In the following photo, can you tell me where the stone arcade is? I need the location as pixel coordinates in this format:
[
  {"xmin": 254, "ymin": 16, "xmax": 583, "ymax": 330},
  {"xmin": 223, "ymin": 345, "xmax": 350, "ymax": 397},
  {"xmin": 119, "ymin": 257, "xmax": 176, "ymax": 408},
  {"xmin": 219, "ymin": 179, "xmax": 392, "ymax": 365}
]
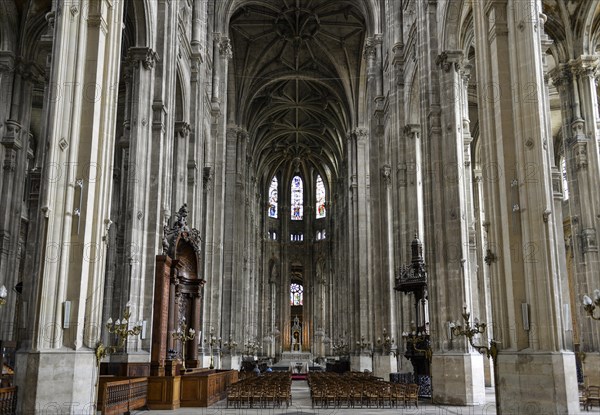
[{"xmin": 0, "ymin": 0, "xmax": 599, "ymax": 413}]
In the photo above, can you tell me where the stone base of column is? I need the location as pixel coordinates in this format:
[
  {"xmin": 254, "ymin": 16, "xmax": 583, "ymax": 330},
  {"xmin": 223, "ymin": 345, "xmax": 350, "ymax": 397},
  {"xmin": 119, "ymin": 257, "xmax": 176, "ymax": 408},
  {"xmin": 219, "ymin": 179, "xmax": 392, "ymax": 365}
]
[
  {"xmin": 582, "ymin": 352, "xmax": 600, "ymax": 386},
  {"xmin": 483, "ymin": 353, "xmax": 493, "ymax": 387},
  {"xmin": 431, "ymin": 352, "xmax": 485, "ymax": 405},
  {"xmin": 15, "ymin": 349, "xmax": 97, "ymax": 414},
  {"xmin": 221, "ymin": 354, "xmax": 242, "ymax": 370},
  {"xmin": 496, "ymin": 351, "xmax": 578, "ymax": 414},
  {"xmin": 350, "ymin": 354, "xmax": 372, "ymax": 372},
  {"xmin": 372, "ymin": 354, "xmax": 397, "ymax": 380}
]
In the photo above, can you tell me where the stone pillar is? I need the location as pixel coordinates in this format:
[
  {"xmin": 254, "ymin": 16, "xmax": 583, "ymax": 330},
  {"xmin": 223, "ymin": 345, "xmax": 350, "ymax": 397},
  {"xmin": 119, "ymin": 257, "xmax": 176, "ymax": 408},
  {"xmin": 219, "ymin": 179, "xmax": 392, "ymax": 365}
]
[
  {"xmin": 425, "ymin": 49, "xmax": 484, "ymax": 406},
  {"xmin": 473, "ymin": 1, "xmax": 578, "ymax": 413},
  {"xmin": 347, "ymin": 128, "xmax": 374, "ymax": 371},
  {"xmin": 15, "ymin": 1, "xmax": 125, "ymax": 413},
  {"xmin": 552, "ymin": 56, "xmax": 600, "ymax": 387}
]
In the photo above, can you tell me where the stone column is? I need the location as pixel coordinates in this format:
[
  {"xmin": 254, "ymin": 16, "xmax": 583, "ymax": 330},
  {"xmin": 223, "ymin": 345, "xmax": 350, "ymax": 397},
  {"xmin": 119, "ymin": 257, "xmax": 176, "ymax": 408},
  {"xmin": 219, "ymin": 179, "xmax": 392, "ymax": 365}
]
[
  {"xmin": 426, "ymin": 49, "xmax": 484, "ymax": 406},
  {"xmin": 15, "ymin": 1, "xmax": 125, "ymax": 413},
  {"xmin": 552, "ymin": 56, "xmax": 600, "ymax": 386},
  {"xmin": 473, "ymin": 1, "xmax": 578, "ymax": 413},
  {"xmin": 202, "ymin": 36, "xmax": 231, "ymax": 364},
  {"xmin": 347, "ymin": 128, "xmax": 373, "ymax": 372}
]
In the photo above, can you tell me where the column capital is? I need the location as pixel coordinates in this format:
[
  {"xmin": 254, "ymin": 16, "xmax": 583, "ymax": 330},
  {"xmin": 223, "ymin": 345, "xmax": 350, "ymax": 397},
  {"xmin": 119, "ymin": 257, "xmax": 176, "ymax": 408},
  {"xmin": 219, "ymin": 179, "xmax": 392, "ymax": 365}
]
[
  {"xmin": 175, "ymin": 121, "xmax": 191, "ymax": 138},
  {"xmin": 219, "ymin": 36, "xmax": 233, "ymax": 59},
  {"xmin": 436, "ymin": 50, "xmax": 464, "ymax": 73},
  {"xmin": 570, "ymin": 56, "xmax": 599, "ymax": 79},
  {"xmin": 363, "ymin": 36, "xmax": 380, "ymax": 61},
  {"xmin": 404, "ymin": 124, "xmax": 421, "ymax": 138},
  {"xmin": 127, "ymin": 47, "xmax": 159, "ymax": 70}
]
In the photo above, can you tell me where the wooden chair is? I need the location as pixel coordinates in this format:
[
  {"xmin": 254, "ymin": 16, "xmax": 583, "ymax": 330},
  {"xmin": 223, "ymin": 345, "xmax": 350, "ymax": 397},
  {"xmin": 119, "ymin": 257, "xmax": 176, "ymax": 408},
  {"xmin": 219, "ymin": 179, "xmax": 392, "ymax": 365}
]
[
  {"xmin": 405, "ymin": 383, "xmax": 419, "ymax": 408},
  {"xmin": 391, "ymin": 383, "xmax": 406, "ymax": 408},
  {"xmin": 586, "ymin": 385, "xmax": 600, "ymax": 411}
]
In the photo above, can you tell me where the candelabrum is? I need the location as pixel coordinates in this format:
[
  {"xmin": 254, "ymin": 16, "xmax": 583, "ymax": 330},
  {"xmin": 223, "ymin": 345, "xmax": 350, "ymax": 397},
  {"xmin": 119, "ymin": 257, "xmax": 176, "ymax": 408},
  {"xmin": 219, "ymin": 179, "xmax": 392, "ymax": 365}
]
[
  {"xmin": 95, "ymin": 303, "xmax": 142, "ymax": 366},
  {"xmin": 222, "ymin": 335, "xmax": 238, "ymax": 354},
  {"xmin": 204, "ymin": 327, "xmax": 221, "ymax": 369},
  {"xmin": 0, "ymin": 285, "xmax": 7, "ymax": 306},
  {"xmin": 355, "ymin": 335, "xmax": 372, "ymax": 353},
  {"xmin": 402, "ymin": 325, "xmax": 431, "ymax": 362},
  {"xmin": 582, "ymin": 289, "xmax": 600, "ymax": 320},
  {"xmin": 172, "ymin": 319, "xmax": 196, "ymax": 370},
  {"xmin": 450, "ymin": 307, "xmax": 498, "ymax": 361},
  {"xmin": 376, "ymin": 328, "xmax": 396, "ymax": 356},
  {"xmin": 243, "ymin": 340, "xmax": 261, "ymax": 357}
]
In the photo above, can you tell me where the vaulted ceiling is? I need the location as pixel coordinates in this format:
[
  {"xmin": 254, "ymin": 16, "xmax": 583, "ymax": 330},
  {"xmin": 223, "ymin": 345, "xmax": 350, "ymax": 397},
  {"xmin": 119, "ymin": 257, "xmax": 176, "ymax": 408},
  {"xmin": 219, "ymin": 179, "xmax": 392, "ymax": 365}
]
[{"xmin": 229, "ymin": 0, "xmax": 367, "ymax": 179}]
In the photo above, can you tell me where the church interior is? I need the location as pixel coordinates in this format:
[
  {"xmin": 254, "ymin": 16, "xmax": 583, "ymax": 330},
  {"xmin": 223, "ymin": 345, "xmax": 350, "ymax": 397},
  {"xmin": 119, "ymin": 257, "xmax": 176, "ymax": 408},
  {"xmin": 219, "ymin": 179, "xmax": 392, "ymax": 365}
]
[{"xmin": 1, "ymin": 0, "xmax": 600, "ymax": 413}]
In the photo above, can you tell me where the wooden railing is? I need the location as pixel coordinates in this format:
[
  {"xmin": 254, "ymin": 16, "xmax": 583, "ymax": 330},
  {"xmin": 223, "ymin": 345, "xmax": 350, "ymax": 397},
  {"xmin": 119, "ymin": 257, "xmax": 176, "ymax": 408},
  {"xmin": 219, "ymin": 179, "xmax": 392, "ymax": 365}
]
[
  {"xmin": 0, "ymin": 387, "xmax": 17, "ymax": 415},
  {"xmin": 100, "ymin": 377, "xmax": 147, "ymax": 415}
]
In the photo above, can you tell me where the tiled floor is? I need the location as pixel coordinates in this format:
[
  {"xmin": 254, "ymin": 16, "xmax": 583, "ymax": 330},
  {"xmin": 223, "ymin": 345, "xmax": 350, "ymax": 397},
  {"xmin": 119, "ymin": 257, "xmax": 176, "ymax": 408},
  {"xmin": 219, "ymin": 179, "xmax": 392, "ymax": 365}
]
[{"xmin": 130, "ymin": 381, "xmax": 502, "ymax": 415}]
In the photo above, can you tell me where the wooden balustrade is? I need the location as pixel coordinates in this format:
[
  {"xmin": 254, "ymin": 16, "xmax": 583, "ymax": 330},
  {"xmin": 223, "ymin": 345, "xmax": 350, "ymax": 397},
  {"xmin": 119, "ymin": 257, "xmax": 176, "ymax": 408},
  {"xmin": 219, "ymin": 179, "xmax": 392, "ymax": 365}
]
[
  {"xmin": 0, "ymin": 387, "xmax": 17, "ymax": 415},
  {"xmin": 99, "ymin": 377, "xmax": 148, "ymax": 415}
]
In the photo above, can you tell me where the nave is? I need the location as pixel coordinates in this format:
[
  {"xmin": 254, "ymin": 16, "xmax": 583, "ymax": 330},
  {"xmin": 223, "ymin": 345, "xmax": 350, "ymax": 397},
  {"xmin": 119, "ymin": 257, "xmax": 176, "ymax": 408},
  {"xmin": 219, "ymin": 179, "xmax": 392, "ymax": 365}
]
[{"xmin": 139, "ymin": 381, "xmax": 499, "ymax": 415}]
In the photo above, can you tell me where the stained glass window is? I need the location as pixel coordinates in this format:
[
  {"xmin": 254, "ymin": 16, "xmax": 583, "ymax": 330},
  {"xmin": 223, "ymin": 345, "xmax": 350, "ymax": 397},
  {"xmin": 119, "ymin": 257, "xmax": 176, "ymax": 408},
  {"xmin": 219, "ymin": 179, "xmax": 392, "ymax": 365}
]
[
  {"xmin": 316, "ymin": 175, "xmax": 326, "ymax": 219},
  {"xmin": 561, "ymin": 157, "xmax": 569, "ymax": 201},
  {"xmin": 290, "ymin": 283, "xmax": 303, "ymax": 306},
  {"xmin": 291, "ymin": 176, "xmax": 303, "ymax": 220},
  {"xmin": 268, "ymin": 176, "xmax": 278, "ymax": 218}
]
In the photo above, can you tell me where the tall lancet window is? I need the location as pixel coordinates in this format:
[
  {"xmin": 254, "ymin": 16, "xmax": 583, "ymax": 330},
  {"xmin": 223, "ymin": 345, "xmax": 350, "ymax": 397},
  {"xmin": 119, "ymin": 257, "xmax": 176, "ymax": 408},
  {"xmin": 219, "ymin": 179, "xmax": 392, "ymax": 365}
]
[
  {"xmin": 291, "ymin": 176, "xmax": 303, "ymax": 220},
  {"xmin": 316, "ymin": 175, "xmax": 326, "ymax": 219},
  {"xmin": 268, "ymin": 176, "xmax": 278, "ymax": 218},
  {"xmin": 290, "ymin": 283, "xmax": 303, "ymax": 306}
]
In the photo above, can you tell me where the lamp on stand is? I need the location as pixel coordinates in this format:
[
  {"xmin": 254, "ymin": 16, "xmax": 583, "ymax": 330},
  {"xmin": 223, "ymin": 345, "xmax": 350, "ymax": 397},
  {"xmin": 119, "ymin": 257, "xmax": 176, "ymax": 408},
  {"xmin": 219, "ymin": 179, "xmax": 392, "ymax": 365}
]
[
  {"xmin": 204, "ymin": 327, "xmax": 220, "ymax": 369},
  {"xmin": 172, "ymin": 318, "xmax": 196, "ymax": 371}
]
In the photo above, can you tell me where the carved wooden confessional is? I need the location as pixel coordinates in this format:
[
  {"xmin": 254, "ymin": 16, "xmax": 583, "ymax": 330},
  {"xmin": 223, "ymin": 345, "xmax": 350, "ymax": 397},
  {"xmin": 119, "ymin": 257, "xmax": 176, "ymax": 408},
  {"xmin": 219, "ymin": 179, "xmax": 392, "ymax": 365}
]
[{"xmin": 151, "ymin": 204, "xmax": 205, "ymax": 376}]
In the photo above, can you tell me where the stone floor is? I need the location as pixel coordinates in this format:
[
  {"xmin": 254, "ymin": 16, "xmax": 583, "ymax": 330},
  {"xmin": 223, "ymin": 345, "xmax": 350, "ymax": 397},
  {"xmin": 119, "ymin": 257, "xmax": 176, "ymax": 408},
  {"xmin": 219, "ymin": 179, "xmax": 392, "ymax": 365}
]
[
  {"xmin": 127, "ymin": 381, "xmax": 600, "ymax": 415},
  {"xmin": 131, "ymin": 381, "xmax": 488, "ymax": 415}
]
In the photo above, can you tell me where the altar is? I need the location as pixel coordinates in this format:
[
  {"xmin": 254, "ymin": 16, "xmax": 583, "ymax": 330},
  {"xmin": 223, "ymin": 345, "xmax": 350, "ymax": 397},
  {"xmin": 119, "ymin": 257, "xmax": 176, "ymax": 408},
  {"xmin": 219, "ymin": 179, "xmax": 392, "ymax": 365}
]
[{"xmin": 273, "ymin": 352, "xmax": 314, "ymax": 373}]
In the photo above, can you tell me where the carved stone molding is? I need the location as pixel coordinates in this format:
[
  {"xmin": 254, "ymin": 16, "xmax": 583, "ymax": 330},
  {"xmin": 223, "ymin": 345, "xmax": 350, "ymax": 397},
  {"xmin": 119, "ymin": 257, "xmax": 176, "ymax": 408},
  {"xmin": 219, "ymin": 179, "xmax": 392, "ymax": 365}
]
[
  {"xmin": 219, "ymin": 37, "xmax": 233, "ymax": 59},
  {"xmin": 381, "ymin": 165, "xmax": 392, "ymax": 187},
  {"xmin": 582, "ymin": 228, "xmax": 598, "ymax": 253},
  {"xmin": 127, "ymin": 47, "xmax": 159, "ymax": 70},
  {"xmin": 571, "ymin": 56, "xmax": 599, "ymax": 79},
  {"xmin": 363, "ymin": 37, "xmax": 378, "ymax": 61},
  {"xmin": 203, "ymin": 166, "xmax": 214, "ymax": 191},
  {"xmin": 436, "ymin": 50, "xmax": 463, "ymax": 73},
  {"xmin": 175, "ymin": 121, "xmax": 191, "ymax": 138},
  {"xmin": 573, "ymin": 142, "xmax": 588, "ymax": 170},
  {"xmin": 1, "ymin": 120, "xmax": 23, "ymax": 150}
]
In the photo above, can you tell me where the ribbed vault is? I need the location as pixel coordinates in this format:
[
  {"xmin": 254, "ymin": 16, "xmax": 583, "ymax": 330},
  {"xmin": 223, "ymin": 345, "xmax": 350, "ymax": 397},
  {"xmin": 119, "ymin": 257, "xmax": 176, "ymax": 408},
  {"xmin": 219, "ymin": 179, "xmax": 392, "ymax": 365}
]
[{"xmin": 229, "ymin": 0, "xmax": 367, "ymax": 178}]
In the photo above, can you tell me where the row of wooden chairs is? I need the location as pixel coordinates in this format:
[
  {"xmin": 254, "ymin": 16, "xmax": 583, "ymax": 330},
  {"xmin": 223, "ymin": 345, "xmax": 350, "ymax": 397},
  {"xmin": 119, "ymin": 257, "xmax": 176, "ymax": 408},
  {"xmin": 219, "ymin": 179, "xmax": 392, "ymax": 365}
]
[
  {"xmin": 227, "ymin": 373, "xmax": 291, "ymax": 408},
  {"xmin": 307, "ymin": 372, "xmax": 419, "ymax": 408}
]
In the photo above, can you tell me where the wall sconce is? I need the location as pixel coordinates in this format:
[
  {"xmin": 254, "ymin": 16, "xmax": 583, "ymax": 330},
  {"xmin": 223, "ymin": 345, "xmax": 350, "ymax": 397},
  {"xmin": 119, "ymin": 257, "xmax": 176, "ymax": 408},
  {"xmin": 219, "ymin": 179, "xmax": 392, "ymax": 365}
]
[
  {"xmin": 376, "ymin": 328, "xmax": 396, "ymax": 356},
  {"xmin": 172, "ymin": 318, "xmax": 196, "ymax": 370},
  {"xmin": 450, "ymin": 306, "xmax": 498, "ymax": 362},
  {"xmin": 95, "ymin": 302, "xmax": 142, "ymax": 366},
  {"xmin": 583, "ymin": 289, "xmax": 600, "ymax": 320},
  {"xmin": 222, "ymin": 335, "xmax": 238, "ymax": 354},
  {"xmin": 355, "ymin": 335, "xmax": 371, "ymax": 352},
  {"xmin": 0, "ymin": 285, "xmax": 7, "ymax": 306}
]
